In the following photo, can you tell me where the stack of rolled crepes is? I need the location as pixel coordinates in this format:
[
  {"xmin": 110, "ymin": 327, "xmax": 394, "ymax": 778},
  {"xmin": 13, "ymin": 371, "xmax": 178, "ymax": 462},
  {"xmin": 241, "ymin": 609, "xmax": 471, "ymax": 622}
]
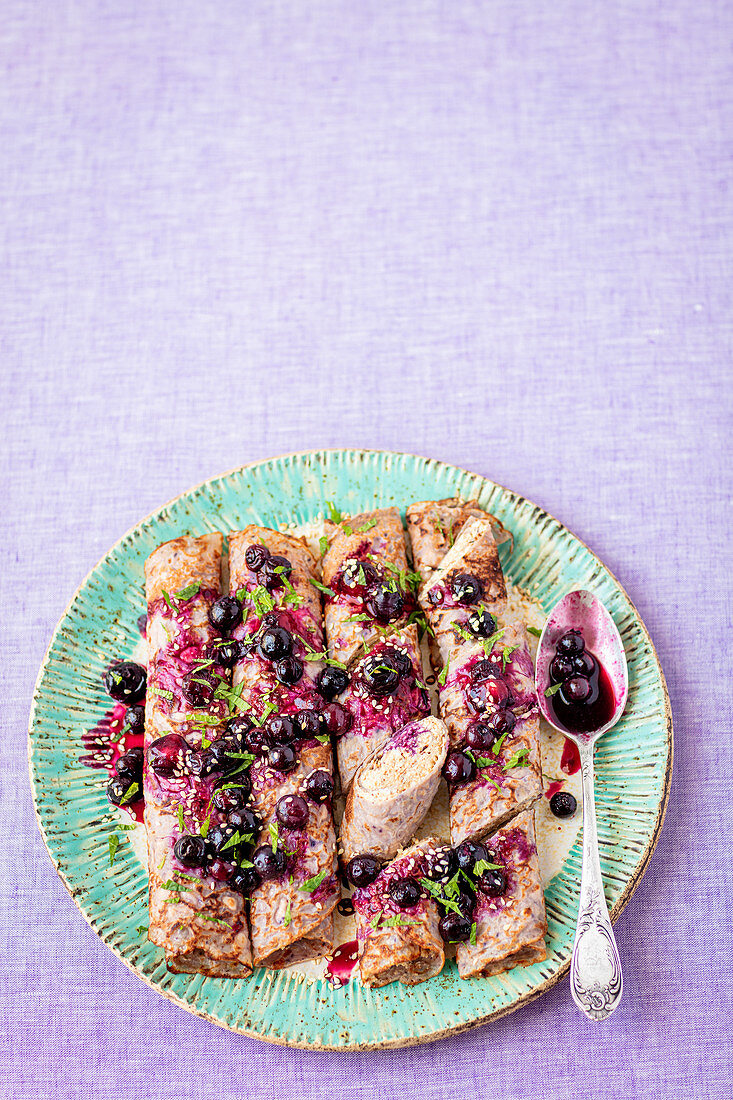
[{"xmin": 144, "ymin": 534, "xmax": 252, "ymax": 975}]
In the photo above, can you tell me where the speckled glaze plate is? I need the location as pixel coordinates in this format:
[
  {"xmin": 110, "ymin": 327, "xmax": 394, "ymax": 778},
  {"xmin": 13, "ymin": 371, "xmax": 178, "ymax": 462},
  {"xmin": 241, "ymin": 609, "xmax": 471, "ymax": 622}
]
[{"xmin": 29, "ymin": 450, "xmax": 672, "ymax": 1049}]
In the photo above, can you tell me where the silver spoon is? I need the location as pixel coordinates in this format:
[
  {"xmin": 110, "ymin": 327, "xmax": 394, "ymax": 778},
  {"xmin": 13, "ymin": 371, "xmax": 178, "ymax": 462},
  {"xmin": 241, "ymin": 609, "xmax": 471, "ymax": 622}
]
[{"xmin": 536, "ymin": 589, "xmax": 628, "ymax": 1020}]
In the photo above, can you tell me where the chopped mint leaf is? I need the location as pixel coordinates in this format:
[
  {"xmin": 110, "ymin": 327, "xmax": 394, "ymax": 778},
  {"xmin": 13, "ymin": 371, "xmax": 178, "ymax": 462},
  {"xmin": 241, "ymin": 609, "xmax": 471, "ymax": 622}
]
[
  {"xmin": 108, "ymin": 833, "xmax": 120, "ymax": 867},
  {"xmin": 379, "ymin": 916, "xmax": 418, "ymax": 928},
  {"xmin": 491, "ymin": 730, "xmax": 510, "ymax": 757},
  {"xmin": 341, "ymin": 524, "xmax": 353, "ymax": 536},
  {"xmin": 470, "ymin": 921, "xmax": 477, "ymax": 945},
  {"xmin": 199, "ymin": 813, "xmax": 211, "ymax": 839},
  {"xmin": 309, "ymin": 578, "xmax": 336, "ymax": 597},
  {"xmin": 326, "ymin": 501, "xmax": 342, "ymax": 524},
  {"xmin": 250, "ymin": 585, "xmax": 276, "ymax": 618},
  {"xmin": 474, "ymin": 756, "xmax": 494, "ymax": 768},
  {"xmin": 116, "ymin": 822, "xmax": 137, "ymax": 831},
  {"xmin": 369, "ymin": 911, "xmax": 383, "ymax": 930},
  {"xmin": 299, "ymin": 868, "xmax": 327, "ymax": 893},
  {"xmin": 545, "ymin": 682, "xmax": 563, "ymax": 697},
  {"xmin": 120, "ymin": 781, "xmax": 139, "ymax": 805},
  {"xmin": 177, "ymin": 804, "xmax": 185, "ymax": 832},
  {"xmin": 437, "ymin": 664, "xmax": 449, "ymax": 687},
  {"xmin": 319, "ymin": 535, "xmax": 329, "ymax": 558},
  {"xmin": 175, "ymin": 582, "xmax": 200, "ymax": 601},
  {"xmin": 136, "ymin": 925, "xmax": 148, "ymax": 936},
  {"xmin": 357, "ymin": 519, "xmax": 377, "ymax": 533},
  {"xmin": 269, "ymin": 821, "xmax": 279, "ymax": 854},
  {"xmin": 346, "ymin": 613, "xmax": 373, "ymax": 623},
  {"xmin": 283, "ymin": 898, "xmax": 292, "ymax": 927},
  {"xmin": 527, "ymin": 625, "xmax": 542, "ymax": 638},
  {"xmin": 220, "ymin": 829, "xmax": 245, "ymax": 852},
  {"xmin": 503, "ymin": 748, "xmax": 530, "ymax": 771},
  {"xmin": 161, "ymin": 589, "xmax": 174, "ymax": 609},
  {"xmin": 474, "ymin": 859, "xmax": 504, "ymax": 875},
  {"xmin": 314, "ymin": 734, "xmax": 330, "ymax": 744}
]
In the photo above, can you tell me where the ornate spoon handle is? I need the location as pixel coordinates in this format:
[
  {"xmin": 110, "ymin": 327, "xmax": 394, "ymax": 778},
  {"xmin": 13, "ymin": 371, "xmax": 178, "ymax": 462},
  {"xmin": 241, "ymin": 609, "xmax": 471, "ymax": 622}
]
[{"xmin": 570, "ymin": 739, "xmax": 623, "ymax": 1020}]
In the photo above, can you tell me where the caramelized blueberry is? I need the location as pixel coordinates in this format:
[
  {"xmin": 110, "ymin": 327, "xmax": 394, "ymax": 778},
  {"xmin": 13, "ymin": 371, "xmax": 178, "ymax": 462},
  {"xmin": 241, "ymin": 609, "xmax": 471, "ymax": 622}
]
[
  {"xmin": 382, "ymin": 645, "xmax": 413, "ymax": 677},
  {"xmin": 450, "ymin": 572, "xmax": 483, "ymax": 605},
  {"xmin": 104, "ymin": 662, "xmax": 147, "ymax": 704},
  {"xmin": 252, "ymin": 844, "xmax": 287, "ymax": 880},
  {"xmin": 550, "ymin": 654, "xmax": 575, "ymax": 683},
  {"xmin": 294, "ymin": 709, "xmax": 323, "ymax": 740},
  {"xmin": 316, "ymin": 665, "xmax": 350, "ymax": 700},
  {"xmin": 484, "ymin": 709, "xmax": 516, "ymax": 735},
  {"xmin": 275, "ymin": 794, "xmax": 309, "ymax": 830},
  {"xmin": 361, "ymin": 653, "xmax": 400, "ymax": 697},
  {"xmin": 212, "ymin": 785, "xmax": 250, "ymax": 813},
  {"xmin": 106, "ymin": 776, "xmax": 134, "ymax": 805},
  {"xmin": 345, "ymin": 855, "xmax": 381, "ymax": 887},
  {"xmin": 337, "ymin": 559, "xmax": 380, "ymax": 595},
  {"xmin": 423, "ymin": 846, "xmax": 458, "ymax": 881},
  {"xmin": 266, "ymin": 714, "xmax": 297, "ymax": 745},
  {"xmin": 388, "ymin": 877, "xmax": 420, "ymax": 908},
  {"xmin": 466, "ymin": 609, "xmax": 496, "ymax": 638},
  {"xmin": 207, "ymin": 638, "xmax": 242, "ymax": 669},
  {"xmin": 455, "ymin": 839, "xmax": 489, "ymax": 875},
  {"xmin": 258, "ymin": 625, "xmax": 293, "ymax": 661},
  {"xmin": 229, "ymin": 865, "xmax": 261, "ymax": 894},
  {"xmin": 322, "ymin": 702, "xmax": 351, "ymax": 737},
  {"xmin": 114, "ymin": 747, "xmax": 144, "ymax": 782},
  {"xmin": 174, "ymin": 834, "xmax": 207, "ymax": 868},
  {"xmin": 227, "ymin": 808, "xmax": 261, "ymax": 839},
  {"xmin": 442, "ymin": 751, "xmax": 476, "ymax": 785},
  {"xmin": 261, "ymin": 554, "xmax": 292, "ymax": 590},
  {"xmin": 181, "ymin": 670, "xmax": 215, "ymax": 708},
  {"xmin": 275, "ymin": 655, "xmax": 303, "ymax": 686},
  {"xmin": 121, "ymin": 705, "xmax": 145, "ymax": 737},
  {"xmin": 303, "ymin": 769, "xmax": 333, "ymax": 803},
  {"xmin": 267, "ymin": 744, "xmax": 297, "ymax": 773},
  {"xmin": 365, "ymin": 585, "xmax": 404, "ymax": 624},
  {"xmin": 465, "ymin": 722, "xmax": 496, "ymax": 752},
  {"xmin": 148, "ymin": 733, "xmax": 188, "ymax": 777},
  {"xmin": 478, "ymin": 867, "xmax": 507, "ymax": 897},
  {"xmin": 572, "ymin": 652, "xmax": 596, "ymax": 676},
  {"xmin": 245, "ymin": 544, "xmax": 270, "ymax": 571},
  {"xmin": 439, "ymin": 912, "xmax": 472, "ymax": 943},
  {"xmin": 561, "ymin": 676, "xmax": 591, "ymax": 703},
  {"xmin": 208, "ymin": 596, "xmax": 243, "ymax": 634}
]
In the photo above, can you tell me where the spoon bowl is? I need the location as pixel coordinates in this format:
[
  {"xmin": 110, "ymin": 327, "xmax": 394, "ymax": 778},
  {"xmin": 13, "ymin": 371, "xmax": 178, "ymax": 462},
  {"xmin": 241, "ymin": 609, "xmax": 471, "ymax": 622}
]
[{"xmin": 536, "ymin": 589, "xmax": 628, "ymax": 1021}]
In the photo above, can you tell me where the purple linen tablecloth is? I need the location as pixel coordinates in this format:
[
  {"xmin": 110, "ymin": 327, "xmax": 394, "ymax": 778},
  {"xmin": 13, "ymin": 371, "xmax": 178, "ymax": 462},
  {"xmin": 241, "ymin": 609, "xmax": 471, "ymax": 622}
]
[{"xmin": 1, "ymin": 1, "xmax": 731, "ymax": 1097}]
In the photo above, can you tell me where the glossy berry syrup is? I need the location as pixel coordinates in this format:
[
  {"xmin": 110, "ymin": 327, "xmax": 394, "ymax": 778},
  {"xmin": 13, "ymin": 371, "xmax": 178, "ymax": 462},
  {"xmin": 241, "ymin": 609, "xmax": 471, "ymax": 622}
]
[
  {"xmin": 80, "ymin": 703, "xmax": 145, "ymax": 822},
  {"xmin": 325, "ymin": 940, "xmax": 359, "ymax": 988},
  {"xmin": 549, "ymin": 640, "xmax": 616, "ymax": 735}
]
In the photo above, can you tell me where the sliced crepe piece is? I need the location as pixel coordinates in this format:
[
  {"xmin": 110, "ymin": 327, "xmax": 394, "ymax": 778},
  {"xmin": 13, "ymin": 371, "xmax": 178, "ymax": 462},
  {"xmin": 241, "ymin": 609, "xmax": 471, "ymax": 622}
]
[
  {"xmin": 339, "ymin": 716, "xmax": 449, "ymax": 863},
  {"xmin": 456, "ymin": 810, "xmax": 546, "ymax": 978},
  {"xmin": 322, "ymin": 507, "xmax": 415, "ymax": 666},
  {"xmin": 335, "ymin": 625, "xmax": 431, "ymax": 791},
  {"xmin": 408, "ymin": 515, "xmax": 542, "ymax": 843},
  {"xmin": 144, "ymin": 534, "xmax": 252, "ymax": 977},
  {"xmin": 353, "ymin": 838, "xmax": 445, "ymax": 988},
  {"xmin": 229, "ymin": 526, "xmax": 340, "ymax": 968},
  {"xmin": 405, "ymin": 499, "xmax": 488, "ymax": 584}
]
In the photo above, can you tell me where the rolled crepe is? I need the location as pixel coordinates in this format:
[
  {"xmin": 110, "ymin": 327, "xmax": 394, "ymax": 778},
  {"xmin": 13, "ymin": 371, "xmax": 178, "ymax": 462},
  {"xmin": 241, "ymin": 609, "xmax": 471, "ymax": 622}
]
[
  {"xmin": 229, "ymin": 527, "xmax": 340, "ymax": 968},
  {"xmin": 339, "ymin": 716, "xmax": 449, "ymax": 863},
  {"xmin": 353, "ymin": 838, "xmax": 445, "ymax": 988},
  {"xmin": 335, "ymin": 625, "xmax": 431, "ymax": 791},
  {"xmin": 457, "ymin": 810, "xmax": 547, "ymax": 978},
  {"xmin": 322, "ymin": 507, "xmax": 413, "ymax": 666},
  {"xmin": 144, "ymin": 534, "xmax": 252, "ymax": 977},
  {"xmin": 405, "ymin": 498, "xmax": 488, "ymax": 585},
  {"xmin": 408, "ymin": 512, "xmax": 542, "ymax": 843}
]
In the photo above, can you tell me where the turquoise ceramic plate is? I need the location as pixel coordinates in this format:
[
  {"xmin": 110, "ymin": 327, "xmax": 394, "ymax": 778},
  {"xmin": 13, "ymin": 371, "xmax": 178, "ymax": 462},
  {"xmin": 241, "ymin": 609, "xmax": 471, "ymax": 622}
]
[{"xmin": 29, "ymin": 450, "xmax": 672, "ymax": 1049}]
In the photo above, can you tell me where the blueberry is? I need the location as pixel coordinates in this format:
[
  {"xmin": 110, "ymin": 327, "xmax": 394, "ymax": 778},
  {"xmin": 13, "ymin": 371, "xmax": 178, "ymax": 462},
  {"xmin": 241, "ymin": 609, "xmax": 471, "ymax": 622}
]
[
  {"xmin": 294, "ymin": 709, "xmax": 324, "ymax": 740},
  {"xmin": 382, "ymin": 646, "xmax": 413, "ymax": 677},
  {"xmin": 465, "ymin": 722, "xmax": 495, "ymax": 752},
  {"xmin": 245, "ymin": 544, "xmax": 270, "ymax": 571},
  {"xmin": 275, "ymin": 656, "xmax": 303, "ymax": 686},
  {"xmin": 212, "ymin": 785, "xmax": 250, "ymax": 813},
  {"xmin": 360, "ymin": 653, "xmax": 400, "ymax": 697},
  {"xmin": 322, "ymin": 702, "xmax": 352, "ymax": 737},
  {"xmin": 226, "ymin": 715, "xmax": 254, "ymax": 740},
  {"xmin": 438, "ymin": 912, "xmax": 472, "ymax": 943},
  {"xmin": 427, "ymin": 586, "xmax": 444, "ymax": 606},
  {"xmin": 550, "ymin": 655, "xmax": 575, "ymax": 683},
  {"xmin": 208, "ymin": 596, "xmax": 243, "ymax": 635},
  {"xmin": 561, "ymin": 676, "xmax": 591, "ymax": 703},
  {"xmin": 365, "ymin": 585, "xmax": 404, "ymax": 624},
  {"xmin": 106, "ymin": 776, "xmax": 134, "ymax": 805},
  {"xmin": 470, "ymin": 659, "xmax": 494, "ymax": 681},
  {"xmin": 455, "ymin": 840, "xmax": 489, "ymax": 875},
  {"xmin": 450, "ymin": 573, "xmax": 484, "ymax": 605},
  {"xmin": 550, "ymin": 791, "xmax": 577, "ymax": 818},
  {"xmin": 207, "ymin": 637, "xmax": 242, "ymax": 669},
  {"xmin": 114, "ymin": 748, "xmax": 144, "ymax": 782},
  {"xmin": 227, "ymin": 808, "xmax": 261, "ymax": 840},
  {"xmin": 345, "ymin": 855, "xmax": 381, "ymax": 887},
  {"xmin": 484, "ymin": 709, "xmax": 517, "ymax": 735},
  {"xmin": 275, "ymin": 794, "xmax": 309, "ymax": 830},
  {"xmin": 228, "ymin": 865, "xmax": 261, "ymax": 894},
  {"xmin": 206, "ymin": 823, "xmax": 239, "ymax": 856},
  {"xmin": 478, "ymin": 868, "xmax": 507, "ymax": 897},
  {"xmin": 258, "ymin": 625, "xmax": 293, "ymax": 661},
  {"xmin": 466, "ymin": 609, "xmax": 496, "ymax": 638},
  {"xmin": 303, "ymin": 769, "xmax": 334, "ymax": 803},
  {"xmin": 104, "ymin": 662, "xmax": 147, "ymax": 704},
  {"xmin": 557, "ymin": 630, "xmax": 585, "ymax": 656},
  {"xmin": 337, "ymin": 559, "xmax": 380, "ymax": 595},
  {"xmin": 316, "ymin": 666, "xmax": 350, "ymax": 701},
  {"xmin": 261, "ymin": 555, "xmax": 292, "ymax": 591},
  {"xmin": 174, "ymin": 835, "xmax": 207, "ymax": 869},
  {"xmin": 266, "ymin": 714, "xmax": 297, "ymax": 745},
  {"xmin": 205, "ymin": 740, "xmax": 240, "ymax": 774},
  {"xmin": 181, "ymin": 670, "xmax": 215, "ymax": 708},
  {"xmin": 572, "ymin": 652, "xmax": 595, "ymax": 676},
  {"xmin": 455, "ymin": 890, "xmax": 477, "ymax": 917},
  {"xmin": 121, "ymin": 705, "xmax": 145, "ymax": 737},
  {"xmin": 423, "ymin": 846, "xmax": 457, "ymax": 881},
  {"xmin": 267, "ymin": 744, "xmax": 298, "ymax": 773},
  {"xmin": 252, "ymin": 844, "xmax": 287, "ymax": 880},
  {"xmin": 442, "ymin": 751, "xmax": 476, "ymax": 785},
  {"xmin": 188, "ymin": 749, "xmax": 217, "ymax": 778},
  {"xmin": 147, "ymin": 734, "xmax": 188, "ymax": 777},
  {"xmin": 388, "ymin": 876, "xmax": 421, "ymax": 908}
]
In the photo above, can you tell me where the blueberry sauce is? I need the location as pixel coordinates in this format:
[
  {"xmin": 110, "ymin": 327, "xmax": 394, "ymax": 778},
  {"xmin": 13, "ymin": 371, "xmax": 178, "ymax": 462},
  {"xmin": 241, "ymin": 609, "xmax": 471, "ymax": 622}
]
[
  {"xmin": 547, "ymin": 631, "xmax": 616, "ymax": 734},
  {"xmin": 80, "ymin": 703, "xmax": 145, "ymax": 821},
  {"xmin": 325, "ymin": 940, "xmax": 359, "ymax": 987}
]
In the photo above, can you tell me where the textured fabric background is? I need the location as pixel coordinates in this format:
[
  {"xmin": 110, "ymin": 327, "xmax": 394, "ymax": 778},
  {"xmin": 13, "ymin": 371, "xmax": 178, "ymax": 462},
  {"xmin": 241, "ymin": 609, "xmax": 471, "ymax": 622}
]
[{"xmin": 1, "ymin": 1, "xmax": 731, "ymax": 1097}]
